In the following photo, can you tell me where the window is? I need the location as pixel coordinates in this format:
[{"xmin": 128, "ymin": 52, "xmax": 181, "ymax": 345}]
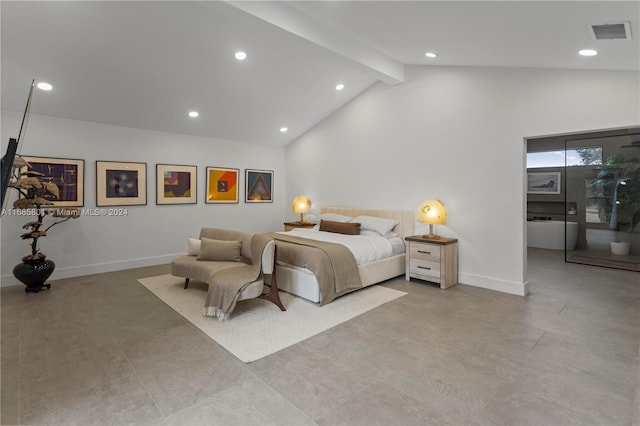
[{"xmin": 527, "ymin": 147, "xmax": 602, "ymax": 168}]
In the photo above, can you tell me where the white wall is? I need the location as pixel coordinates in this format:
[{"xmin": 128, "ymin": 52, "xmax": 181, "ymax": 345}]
[
  {"xmin": 1, "ymin": 112, "xmax": 286, "ymax": 286},
  {"xmin": 286, "ymin": 65, "xmax": 640, "ymax": 295}
]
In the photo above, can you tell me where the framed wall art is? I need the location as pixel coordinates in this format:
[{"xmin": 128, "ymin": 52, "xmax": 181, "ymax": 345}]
[
  {"xmin": 156, "ymin": 164, "xmax": 197, "ymax": 205},
  {"xmin": 527, "ymin": 172, "xmax": 561, "ymax": 194},
  {"xmin": 21, "ymin": 156, "xmax": 85, "ymax": 207},
  {"xmin": 245, "ymin": 169, "xmax": 273, "ymax": 203},
  {"xmin": 96, "ymin": 161, "xmax": 147, "ymax": 206},
  {"xmin": 205, "ymin": 167, "xmax": 239, "ymax": 203}
]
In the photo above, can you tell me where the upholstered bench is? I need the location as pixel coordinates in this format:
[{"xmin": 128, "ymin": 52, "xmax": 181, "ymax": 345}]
[{"xmin": 170, "ymin": 227, "xmax": 284, "ymax": 312}]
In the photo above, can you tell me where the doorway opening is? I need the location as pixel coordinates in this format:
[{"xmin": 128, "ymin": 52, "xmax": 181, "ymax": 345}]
[{"xmin": 526, "ymin": 126, "xmax": 640, "ymax": 272}]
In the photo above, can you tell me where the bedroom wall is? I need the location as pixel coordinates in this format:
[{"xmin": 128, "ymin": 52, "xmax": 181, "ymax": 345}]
[
  {"xmin": 1, "ymin": 111, "xmax": 286, "ymax": 286},
  {"xmin": 285, "ymin": 65, "xmax": 640, "ymax": 295}
]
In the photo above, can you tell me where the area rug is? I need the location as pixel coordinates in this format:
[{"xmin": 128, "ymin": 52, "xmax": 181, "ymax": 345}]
[{"xmin": 137, "ymin": 274, "xmax": 406, "ymax": 363}]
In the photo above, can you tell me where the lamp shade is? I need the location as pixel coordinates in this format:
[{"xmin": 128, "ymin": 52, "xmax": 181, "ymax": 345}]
[
  {"xmin": 292, "ymin": 195, "xmax": 311, "ymax": 214},
  {"xmin": 417, "ymin": 199, "xmax": 447, "ymax": 225}
]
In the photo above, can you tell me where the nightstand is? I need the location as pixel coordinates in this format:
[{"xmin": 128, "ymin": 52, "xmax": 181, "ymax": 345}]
[
  {"xmin": 283, "ymin": 221, "xmax": 316, "ymax": 232},
  {"xmin": 405, "ymin": 235, "xmax": 458, "ymax": 289}
]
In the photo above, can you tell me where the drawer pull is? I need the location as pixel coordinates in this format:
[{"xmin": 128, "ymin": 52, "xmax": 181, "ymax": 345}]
[
  {"xmin": 417, "ymin": 250, "xmax": 431, "ymax": 255},
  {"xmin": 417, "ymin": 266, "xmax": 432, "ymax": 270}
]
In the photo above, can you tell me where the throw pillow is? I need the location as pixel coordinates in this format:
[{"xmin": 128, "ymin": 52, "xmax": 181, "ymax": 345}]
[
  {"xmin": 319, "ymin": 219, "xmax": 361, "ymax": 235},
  {"xmin": 197, "ymin": 238, "xmax": 242, "ymax": 262},
  {"xmin": 187, "ymin": 237, "xmax": 201, "ymax": 256}
]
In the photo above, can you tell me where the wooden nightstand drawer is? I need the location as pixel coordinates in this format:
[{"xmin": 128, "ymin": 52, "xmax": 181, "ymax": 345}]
[
  {"xmin": 405, "ymin": 235, "xmax": 458, "ymax": 289},
  {"xmin": 409, "ymin": 244, "xmax": 441, "ymax": 262},
  {"xmin": 409, "ymin": 258, "xmax": 440, "ymax": 279}
]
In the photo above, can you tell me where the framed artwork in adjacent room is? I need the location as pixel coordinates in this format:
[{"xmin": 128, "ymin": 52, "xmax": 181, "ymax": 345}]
[
  {"xmin": 206, "ymin": 166, "xmax": 239, "ymax": 203},
  {"xmin": 527, "ymin": 172, "xmax": 561, "ymax": 194},
  {"xmin": 96, "ymin": 161, "xmax": 147, "ymax": 206},
  {"xmin": 156, "ymin": 164, "xmax": 197, "ymax": 205},
  {"xmin": 245, "ymin": 169, "xmax": 273, "ymax": 203},
  {"xmin": 21, "ymin": 156, "xmax": 85, "ymax": 207}
]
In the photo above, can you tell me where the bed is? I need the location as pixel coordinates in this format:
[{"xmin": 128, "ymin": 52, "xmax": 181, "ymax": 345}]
[{"xmin": 273, "ymin": 207, "xmax": 414, "ymax": 304}]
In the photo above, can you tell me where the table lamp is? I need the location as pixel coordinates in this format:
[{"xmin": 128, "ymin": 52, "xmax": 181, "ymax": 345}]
[
  {"xmin": 292, "ymin": 195, "xmax": 312, "ymax": 224},
  {"xmin": 417, "ymin": 199, "xmax": 448, "ymax": 239}
]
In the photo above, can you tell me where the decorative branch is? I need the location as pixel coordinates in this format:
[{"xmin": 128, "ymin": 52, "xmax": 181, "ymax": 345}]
[
  {"xmin": 9, "ymin": 155, "xmax": 79, "ymax": 262},
  {"xmin": 44, "ymin": 217, "xmax": 72, "ymax": 233}
]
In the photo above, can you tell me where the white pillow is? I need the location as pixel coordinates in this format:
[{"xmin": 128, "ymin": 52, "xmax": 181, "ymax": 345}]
[
  {"xmin": 320, "ymin": 213, "xmax": 353, "ymax": 223},
  {"xmin": 360, "ymin": 229, "xmax": 398, "ymax": 239},
  {"xmin": 303, "ymin": 213, "xmax": 318, "ymax": 222},
  {"xmin": 187, "ymin": 237, "xmax": 201, "ymax": 256},
  {"xmin": 353, "ymin": 215, "xmax": 397, "ymax": 236}
]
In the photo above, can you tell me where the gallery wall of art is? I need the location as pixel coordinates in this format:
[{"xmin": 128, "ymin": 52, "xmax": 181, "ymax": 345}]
[{"xmin": 1, "ymin": 111, "xmax": 286, "ymax": 286}]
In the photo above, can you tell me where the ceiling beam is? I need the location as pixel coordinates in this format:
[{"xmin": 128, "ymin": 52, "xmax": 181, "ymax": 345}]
[{"xmin": 225, "ymin": 1, "xmax": 405, "ymax": 85}]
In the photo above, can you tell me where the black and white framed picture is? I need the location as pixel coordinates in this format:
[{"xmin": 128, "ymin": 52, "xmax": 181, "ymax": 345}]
[{"xmin": 527, "ymin": 172, "xmax": 561, "ymax": 194}]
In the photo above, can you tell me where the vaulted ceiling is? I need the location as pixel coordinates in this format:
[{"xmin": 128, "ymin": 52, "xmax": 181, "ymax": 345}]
[{"xmin": 2, "ymin": 1, "xmax": 638, "ymax": 146}]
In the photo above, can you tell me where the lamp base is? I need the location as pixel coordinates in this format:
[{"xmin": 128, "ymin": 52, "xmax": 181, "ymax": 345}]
[
  {"xmin": 422, "ymin": 233, "xmax": 442, "ymax": 240},
  {"xmin": 297, "ymin": 213, "xmax": 313, "ymax": 225},
  {"xmin": 422, "ymin": 224, "xmax": 441, "ymax": 240}
]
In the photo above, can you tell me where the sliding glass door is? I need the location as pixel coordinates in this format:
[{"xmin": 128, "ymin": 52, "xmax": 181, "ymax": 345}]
[{"xmin": 564, "ymin": 131, "xmax": 640, "ymax": 271}]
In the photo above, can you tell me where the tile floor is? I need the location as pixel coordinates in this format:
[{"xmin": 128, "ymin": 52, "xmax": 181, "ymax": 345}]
[
  {"xmin": 568, "ymin": 247, "xmax": 640, "ymax": 272},
  {"xmin": 1, "ymin": 248, "xmax": 639, "ymax": 425}
]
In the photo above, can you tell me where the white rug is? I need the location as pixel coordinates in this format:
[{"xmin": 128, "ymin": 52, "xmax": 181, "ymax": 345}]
[{"xmin": 137, "ymin": 274, "xmax": 406, "ymax": 363}]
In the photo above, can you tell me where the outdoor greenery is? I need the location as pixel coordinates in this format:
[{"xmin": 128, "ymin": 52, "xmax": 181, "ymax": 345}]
[
  {"xmin": 589, "ymin": 155, "xmax": 640, "ymax": 240},
  {"xmin": 575, "ymin": 147, "xmax": 603, "ymax": 166}
]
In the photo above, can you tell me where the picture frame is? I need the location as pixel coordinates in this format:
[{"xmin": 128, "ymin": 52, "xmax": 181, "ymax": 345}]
[
  {"xmin": 96, "ymin": 161, "xmax": 147, "ymax": 206},
  {"xmin": 245, "ymin": 169, "xmax": 273, "ymax": 203},
  {"xmin": 205, "ymin": 167, "xmax": 239, "ymax": 203},
  {"xmin": 156, "ymin": 164, "xmax": 197, "ymax": 205},
  {"xmin": 21, "ymin": 156, "xmax": 85, "ymax": 207},
  {"xmin": 527, "ymin": 172, "xmax": 561, "ymax": 194}
]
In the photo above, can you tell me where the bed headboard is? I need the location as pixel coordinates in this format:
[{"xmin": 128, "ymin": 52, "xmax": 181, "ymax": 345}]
[{"xmin": 320, "ymin": 207, "xmax": 415, "ymax": 240}]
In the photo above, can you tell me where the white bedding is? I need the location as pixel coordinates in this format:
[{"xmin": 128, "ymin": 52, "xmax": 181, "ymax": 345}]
[
  {"xmin": 278, "ymin": 229, "xmax": 402, "ymax": 264},
  {"xmin": 276, "ymin": 207, "xmax": 414, "ymax": 304}
]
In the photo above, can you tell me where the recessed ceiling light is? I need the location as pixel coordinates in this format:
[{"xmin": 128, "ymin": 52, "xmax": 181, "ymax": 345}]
[
  {"xmin": 425, "ymin": 52, "xmax": 438, "ymax": 58},
  {"xmin": 37, "ymin": 82, "xmax": 53, "ymax": 91},
  {"xmin": 335, "ymin": 83, "xmax": 345, "ymax": 91},
  {"xmin": 579, "ymin": 49, "xmax": 598, "ymax": 56},
  {"xmin": 235, "ymin": 51, "xmax": 247, "ymax": 60},
  {"xmin": 280, "ymin": 127, "xmax": 288, "ymax": 133},
  {"xmin": 188, "ymin": 111, "xmax": 199, "ymax": 118}
]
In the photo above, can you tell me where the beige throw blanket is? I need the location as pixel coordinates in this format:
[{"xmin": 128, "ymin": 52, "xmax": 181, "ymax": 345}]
[
  {"xmin": 203, "ymin": 233, "xmax": 271, "ymax": 321},
  {"xmin": 265, "ymin": 232, "xmax": 362, "ymax": 305}
]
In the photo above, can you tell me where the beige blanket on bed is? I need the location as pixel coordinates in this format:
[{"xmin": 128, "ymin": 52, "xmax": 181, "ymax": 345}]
[
  {"xmin": 265, "ymin": 232, "xmax": 362, "ymax": 305},
  {"xmin": 203, "ymin": 233, "xmax": 271, "ymax": 321}
]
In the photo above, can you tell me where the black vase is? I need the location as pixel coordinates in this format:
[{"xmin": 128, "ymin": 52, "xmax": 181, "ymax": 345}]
[{"xmin": 13, "ymin": 259, "xmax": 55, "ymax": 293}]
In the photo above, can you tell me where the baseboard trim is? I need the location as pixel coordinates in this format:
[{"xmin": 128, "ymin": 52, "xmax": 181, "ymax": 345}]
[
  {"xmin": 1, "ymin": 254, "xmax": 180, "ymax": 287},
  {"xmin": 458, "ymin": 272, "xmax": 529, "ymax": 296},
  {"xmin": 2, "ymin": 257, "xmax": 530, "ymax": 297}
]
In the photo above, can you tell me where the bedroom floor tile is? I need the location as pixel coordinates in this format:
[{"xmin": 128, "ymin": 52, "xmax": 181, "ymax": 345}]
[
  {"xmin": 165, "ymin": 375, "xmax": 316, "ymax": 426},
  {"xmin": 125, "ymin": 328, "xmax": 252, "ymax": 417},
  {"xmin": 247, "ymin": 342, "xmax": 376, "ymax": 422},
  {"xmin": 471, "ymin": 383, "xmax": 602, "ymax": 426},
  {"xmin": 316, "ymin": 380, "xmax": 449, "ymax": 426},
  {"xmin": 2, "ymin": 253, "xmax": 638, "ymax": 425},
  {"xmin": 0, "ymin": 355, "xmax": 20, "ymax": 426},
  {"xmin": 20, "ymin": 374, "xmax": 165, "ymax": 426},
  {"xmin": 472, "ymin": 349, "xmax": 636, "ymax": 425}
]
